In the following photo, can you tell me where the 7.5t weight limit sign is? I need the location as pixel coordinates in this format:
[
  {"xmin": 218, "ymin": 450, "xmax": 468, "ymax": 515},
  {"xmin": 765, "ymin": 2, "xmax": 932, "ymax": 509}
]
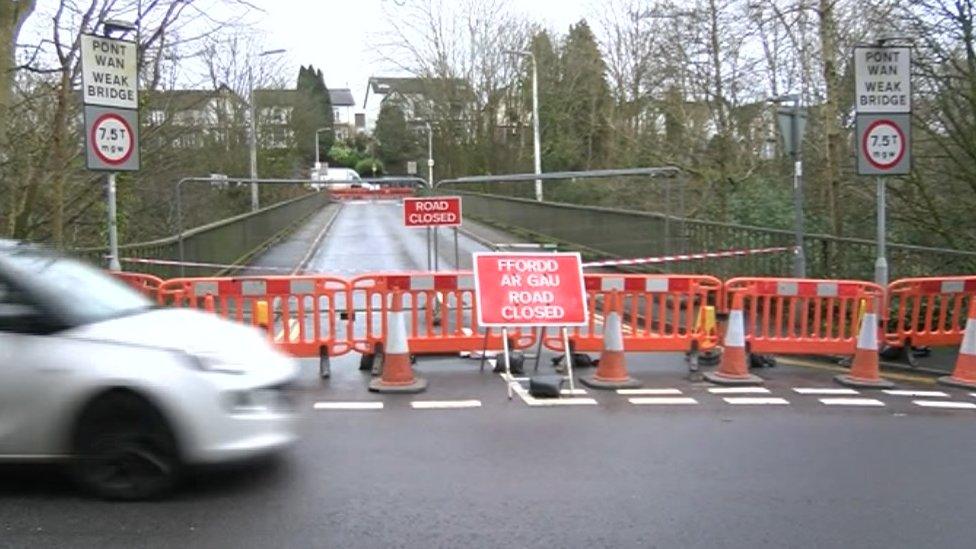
[
  {"xmin": 84, "ymin": 105, "xmax": 140, "ymax": 171},
  {"xmin": 856, "ymin": 113, "xmax": 910, "ymax": 175}
]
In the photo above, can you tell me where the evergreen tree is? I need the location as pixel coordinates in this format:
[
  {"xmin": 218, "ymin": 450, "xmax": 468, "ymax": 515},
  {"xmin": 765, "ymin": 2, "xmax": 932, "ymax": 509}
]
[
  {"xmin": 373, "ymin": 101, "xmax": 415, "ymax": 173},
  {"xmin": 291, "ymin": 65, "xmax": 334, "ymax": 165},
  {"xmin": 559, "ymin": 20, "xmax": 612, "ymax": 170}
]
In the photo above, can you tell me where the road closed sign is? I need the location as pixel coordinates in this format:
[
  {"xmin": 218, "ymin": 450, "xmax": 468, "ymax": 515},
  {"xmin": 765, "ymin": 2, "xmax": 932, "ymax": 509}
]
[
  {"xmin": 403, "ymin": 196, "xmax": 462, "ymax": 228},
  {"xmin": 473, "ymin": 252, "xmax": 587, "ymax": 327}
]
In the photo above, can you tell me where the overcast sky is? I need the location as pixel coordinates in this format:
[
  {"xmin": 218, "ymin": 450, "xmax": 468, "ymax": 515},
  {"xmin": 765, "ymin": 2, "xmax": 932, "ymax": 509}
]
[{"xmin": 260, "ymin": 0, "xmax": 593, "ymax": 121}]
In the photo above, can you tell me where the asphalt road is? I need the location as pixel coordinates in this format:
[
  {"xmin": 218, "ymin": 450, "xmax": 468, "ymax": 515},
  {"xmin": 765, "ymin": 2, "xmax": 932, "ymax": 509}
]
[{"xmin": 3, "ymin": 200, "xmax": 975, "ymax": 549}]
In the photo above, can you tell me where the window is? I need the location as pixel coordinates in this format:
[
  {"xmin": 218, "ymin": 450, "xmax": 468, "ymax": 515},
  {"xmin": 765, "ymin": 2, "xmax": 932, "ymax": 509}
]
[{"xmin": 148, "ymin": 110, "xmax": 166, "ymax": 125}]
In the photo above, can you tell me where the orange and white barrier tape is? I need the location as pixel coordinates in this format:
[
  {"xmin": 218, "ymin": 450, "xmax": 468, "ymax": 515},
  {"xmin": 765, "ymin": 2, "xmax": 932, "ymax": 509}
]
[{"xmin": 581, "ymin": 246, "xmax": 795, "ymax": 268}]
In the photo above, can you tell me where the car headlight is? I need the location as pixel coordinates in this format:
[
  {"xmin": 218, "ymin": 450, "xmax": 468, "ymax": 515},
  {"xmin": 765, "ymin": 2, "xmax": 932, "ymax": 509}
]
[
  {"xmin": 224, "ymin": 385, "xmax": 295, "ymax": 414},
  {"xmin": 181, "ymin": 351, "xmax": 247, "ymax": 375}
]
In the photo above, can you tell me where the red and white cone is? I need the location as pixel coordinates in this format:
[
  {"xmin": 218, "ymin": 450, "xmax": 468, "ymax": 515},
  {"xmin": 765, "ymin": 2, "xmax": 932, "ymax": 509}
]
[
  {"xmin": 835, "ymin": 301, "xmax": 894, "ymax": 389},
  {"xmin": 581, "ymin": 291, "xmax": 641, "ymax": 389},
  {"xmin": 939, "ymin": 300, "xmax": 976, "ymax": 389},
  {"xmin": 704, "ymin": 293, "xmax": 763, "ymax": 385},
  {"xmin": 369, "ymin": 291, "xmax": 427, "ymax": 394}
]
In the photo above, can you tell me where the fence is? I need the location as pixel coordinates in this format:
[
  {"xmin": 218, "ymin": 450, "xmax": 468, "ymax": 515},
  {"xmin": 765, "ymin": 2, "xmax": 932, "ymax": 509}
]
[
  {"xmin": 454, "ymin": 191, "xmax": 976, "ymax": 280},
  {"xmin": 73, "ymin": 192, "xmax": 331, "ymax": 278}
]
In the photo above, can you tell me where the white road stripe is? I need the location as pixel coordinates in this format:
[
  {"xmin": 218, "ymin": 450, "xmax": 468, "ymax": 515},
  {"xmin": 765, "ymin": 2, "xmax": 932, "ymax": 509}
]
[
  {"xmin": 561, "ymin": 388, "xmax": 588, "ymax": 396},
  {"xmin": 793, "ymin": 387, "xmax": 860, "ymax": 395},
  {"xmin": 724, "ymin": 397, "xmax": 789, "ymax": 405},
  {"xmin": 819, "ymin": 398, "xmax": 885, "ymax": 407},
  {"xmin": 708, "ymin": 387, "xmax": 771, "ymax": 394},
  {"xmin": 411, "ymin": 400, "xmax": 482, "ymax": 410},
  {"xmin": 501, "ymin": 373, "xmax": 598, "ymax": 407},
  {"xmin": 913, "ymin": 400, "xmax": 976, "ymax": 410},
  {"xmin": 617, "ymin": 388, "xmax": 683, "ymax": 396},
  {"xmin": 883, "ymin": 390, "xmax": 950, "ymax": 398},
  {"xmin": 313, "ymin": 402, "xmax": 384, "ymax": 410},
  {"xmin": 629, "ymin": 397, "xmax": 698, "ymax": 405}
]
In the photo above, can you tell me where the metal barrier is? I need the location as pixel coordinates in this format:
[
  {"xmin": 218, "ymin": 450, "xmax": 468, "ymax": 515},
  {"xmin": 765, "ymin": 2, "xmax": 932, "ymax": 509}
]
[
  {"xmin": 886, "ymin": 276, "xmax": 976, "ymax": 349},
  {"xmin": 112, "ymin": 271, "xmax": 165, "ymax": 303},
  {"xmin": 157, "ymin": 276, "xmax": 353, "ymax": 358},
  {"xmin": 349, "ymin": 272, "xmax": 537, "ymax": 357},
  {"xmin": 725, "ymin": 277, "xmax": 884, "ymax": 355},
  {"xmin": 542, "ymin": 273, "xmax": 723, "ymax": 354}
]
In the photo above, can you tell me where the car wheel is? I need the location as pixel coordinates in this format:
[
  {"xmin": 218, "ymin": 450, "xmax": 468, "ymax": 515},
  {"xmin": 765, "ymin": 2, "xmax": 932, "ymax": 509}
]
[{"xmin": 71, "ymin": 391, "xmax": 180, "ymax": 501}]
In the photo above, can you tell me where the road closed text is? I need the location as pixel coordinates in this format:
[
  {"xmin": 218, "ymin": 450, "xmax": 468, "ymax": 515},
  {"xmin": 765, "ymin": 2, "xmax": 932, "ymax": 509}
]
[
  {"xmin": 403, "ymin": 197, "xmax": 462, "ymax": 228},
  {"xmin": 474, "ymin": 253, "xmax": 587, "ymax": 327}
]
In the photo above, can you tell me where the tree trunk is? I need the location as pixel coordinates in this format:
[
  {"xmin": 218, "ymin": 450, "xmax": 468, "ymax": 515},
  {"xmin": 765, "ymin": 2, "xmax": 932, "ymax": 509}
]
[
  {"xmin": 0, "ymin": 1, "xmax": 36, "ymax": 235},
  {"xmin": 818, "ymin": 0, "xmax": 843, "ymax": 240}
]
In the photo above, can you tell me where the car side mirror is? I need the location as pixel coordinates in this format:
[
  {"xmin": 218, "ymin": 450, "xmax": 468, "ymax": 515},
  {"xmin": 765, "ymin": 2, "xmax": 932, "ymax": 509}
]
[{"xmin": 0, "ymin": 303, "xmax": 59, "ymax": 335}]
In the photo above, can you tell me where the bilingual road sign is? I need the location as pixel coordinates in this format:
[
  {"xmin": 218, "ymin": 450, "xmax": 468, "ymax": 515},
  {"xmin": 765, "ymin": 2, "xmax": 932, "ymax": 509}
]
[
  {"xmin": 854, "ymin": 46, "xmax": 911, "ymax": 114},
  {"xmin": 403, "ymin": 196, "xmax": 461, "ymax": 228},
  {"xmin": 84, "ymin": 105, "xmax": 140, "ymax": 171},
  {"xmin": 856, "ymin": 114, "xmax": 910, "ymax": 175},
  {"xmin": 81, "ymin": 34, "xmax": 138, "ymax": 110},
  {"xmin": 473, "ymin": 252, "xmax": 587, "ymax": 327}
]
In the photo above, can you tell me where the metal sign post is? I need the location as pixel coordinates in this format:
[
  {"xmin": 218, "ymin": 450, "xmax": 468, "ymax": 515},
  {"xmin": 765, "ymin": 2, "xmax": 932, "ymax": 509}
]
[
  {"xmin": 854, "ymin": 44, "xmax": 912, "ymax": 287},
  {"xmin": 775, "ymin": 96, "xmax": 808, "ymax": 278}
]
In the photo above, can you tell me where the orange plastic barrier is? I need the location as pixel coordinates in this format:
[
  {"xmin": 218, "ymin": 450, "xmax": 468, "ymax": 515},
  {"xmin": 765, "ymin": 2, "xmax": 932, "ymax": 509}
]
[
  {"xmin": 886, "ymin": 276, "xmax": 976, "ymax": 349},
  {"xmin": 112, "ymin": 271, "xmax": 165, "ymax": 304},
  {"xmin": 329, "ymin": 188, "xmax": 415, "ymax": 201},
  {"xmin": 349, "ymin": 272, "xmax": 537, "ymax": 357},
  {"xmin": 157, "ymin": 276, "xmax": 353, "ymax": 358},
  {"xmin": 543, "ymin": 274, "xmax": 723, "ymax": 354},
  {"xmin": 725, "ymin": 277, "xmax": 884, "ymax": 355}
]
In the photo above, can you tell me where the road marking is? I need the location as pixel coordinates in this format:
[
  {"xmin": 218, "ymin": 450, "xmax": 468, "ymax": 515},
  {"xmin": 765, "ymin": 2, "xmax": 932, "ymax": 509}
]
[
  {"xmin": 883, "ymin": 390, "xmax": 949, "ymax": 398},
  {"xmin": 617, "ymin": 388, "xmax": 683, "ymax": 396},
  {"xmin": 313, "ymin": 402, "xmax": 384, "ymax": 410},
  {"xmin": 793, "ymin": 387, "xmax": 860, "ymax": 395},
  {"xmin": 501, "ymin": 373, "xmax": 598, "ymax": 407},
  {"xmin": 708, "ymin": 387, "xmax": 771, "ymax": 394},
  {"xmin": 411, "ymin": 400, "xmax": 482, "ymax": 410},
  {"xmin": 723, "ymin": 397, "xmax": 789, "ymax": 405},
  {"xmin": 913, "ymin": 400, "xmax": 976, "ymax": 410},
  {"xmin": 819, "ymin": 398, "xmax": 885, "ymax": 407},
  {"xmin": 629, "ymin": 397, "xmax": 698, "ymax": 405},
  {"xmin": 561, "ymin": 388, "xmax": 588, "ymax": 396}
]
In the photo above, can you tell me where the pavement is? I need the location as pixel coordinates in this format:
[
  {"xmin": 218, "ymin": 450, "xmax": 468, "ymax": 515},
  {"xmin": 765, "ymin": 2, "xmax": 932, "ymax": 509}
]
[{"xmin": 3, "ymin": 199, "xmax": 975, "ymax": 548}]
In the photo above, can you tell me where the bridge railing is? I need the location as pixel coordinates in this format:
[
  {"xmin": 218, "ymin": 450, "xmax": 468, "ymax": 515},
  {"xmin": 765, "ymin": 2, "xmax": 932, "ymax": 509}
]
[
  {"xmin": 454, "ymin": 191, "xmax": 976, "ymax": 280},
  {"xmin": 73, "ymin": 192, "xmax": 331, "ymax": 278}
]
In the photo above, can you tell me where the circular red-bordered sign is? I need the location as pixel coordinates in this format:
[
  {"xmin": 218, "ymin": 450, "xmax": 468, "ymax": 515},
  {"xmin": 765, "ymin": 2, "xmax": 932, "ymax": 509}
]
[
  {"xmin": 862, "ymin": 119, "xmax": 906, "ymax": 171},
  {"xmin": 90, "ymin": 112, "xmax": 135, "ymax": 166}
]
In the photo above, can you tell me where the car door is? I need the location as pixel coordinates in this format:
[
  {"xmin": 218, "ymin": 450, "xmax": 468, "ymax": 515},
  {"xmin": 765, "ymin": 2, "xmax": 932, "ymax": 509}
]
[{"xmin": 0, "ymin": 275, "xmax": 72, "ymax": 457}]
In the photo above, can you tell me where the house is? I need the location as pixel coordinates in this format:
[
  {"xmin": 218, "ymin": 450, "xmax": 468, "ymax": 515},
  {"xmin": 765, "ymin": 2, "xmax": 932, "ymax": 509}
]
[
  {"xmin": 329, "ymin": 88, "xmax": 361, "ymax": 140},
  {"xmin": 363, "ymin": 76, "xmax": 473, "ymax": 125},
  {"xmin": 142, "ymin": 85, "xmax": 245, "ymax": 148}
]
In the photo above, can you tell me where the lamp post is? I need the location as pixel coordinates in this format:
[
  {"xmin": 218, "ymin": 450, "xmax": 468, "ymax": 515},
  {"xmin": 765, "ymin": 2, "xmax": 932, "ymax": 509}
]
[
  {"xmin": 771, "ymin": 93, "xmax": 807, "ymax": 278},
  {"xmin": 504, "ymin": 49, "xmax": 542, "ymax": 202},
  {"xmin": 248, "ymin": 48, "xmax": 287, "ymax": 211}
]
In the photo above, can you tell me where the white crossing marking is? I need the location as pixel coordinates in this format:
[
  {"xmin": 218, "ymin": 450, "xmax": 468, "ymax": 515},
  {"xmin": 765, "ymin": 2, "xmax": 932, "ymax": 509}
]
[
  {"xmin": 883, "ymin": 390, "xmax": 950, "ymax": 398},
  {"xmin": 724, "ymin": 397, "xmax": 789, "ymax": 405},
  {"xmin": 313, "ymin": 402, "xmax": 384, "ymax": 410},
  {"xmin": 819, "ymin": 398, "xmax": 885, "ymax": 407},
  {"xmin": 411, "ymin": 400, "xmax": 482, "ymax": 410},
  {"xmin": 501, "ymin": 373, "xmax": 598, "ymax": 407},
  {"xmin": 913, "ymin": 400, "xmax": 976, "ymax": 410},
  {"xmin": 617, "ymin": 388, "xmax": 683, "ymax": 396},
  {"xmin": 629, "ymin": 397, "xmax": 698, "ymax": 405},
  {"xmin": 561, "ymin": 388, "xmax": 588, "ymax": 396},
  {"xmin": 793, "ymin": 387, "xmax": 860, "ymax": 395},
  {"xmin": 708, "ymin": 387, "xmax": 771, "ymax": 394}
]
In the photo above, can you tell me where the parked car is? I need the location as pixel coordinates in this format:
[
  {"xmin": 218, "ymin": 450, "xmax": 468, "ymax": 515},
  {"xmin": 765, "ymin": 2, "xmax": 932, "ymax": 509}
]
[
  {"xmin": 0, "ymin": 241, "xmax": 300, "ymax": 500},
  {"xmin": 311, "ymin": 167, "xmax": 366, "ymax": 190}
]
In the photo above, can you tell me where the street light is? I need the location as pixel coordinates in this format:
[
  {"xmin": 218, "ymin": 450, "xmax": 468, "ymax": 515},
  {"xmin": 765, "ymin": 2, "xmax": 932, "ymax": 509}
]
[
  {"xmin": 504, "ymin": 49, "xmax": 543, "ymax": 202},
  {"xmin": 248, "ymin": 48, "xmax": 287, "ymax": 211},
  {"xmin": 769, "ymin": 93, "xmax": 807, "ymax": 278},
  {"xmin": 424, "ymin": 122, "xmax": 434, "ymax": 187}
]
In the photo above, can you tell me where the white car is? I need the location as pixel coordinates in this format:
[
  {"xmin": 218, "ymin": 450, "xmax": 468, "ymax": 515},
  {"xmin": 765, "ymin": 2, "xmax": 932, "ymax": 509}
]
[{"xmin": 0, "ymin": 242, "xmax": 300, "ymax": 500}]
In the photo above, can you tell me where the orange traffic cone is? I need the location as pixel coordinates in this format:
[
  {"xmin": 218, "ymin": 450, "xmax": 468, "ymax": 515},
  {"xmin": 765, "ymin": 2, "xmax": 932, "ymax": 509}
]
[
  {"xmin": 835, "ymin": 299, "xmax": 894, "ymax": 388},
  {"xmin": 581, "ymin": 291, "xmax": 641, "ymax": 389},
  {"xmin": 203, "ymin": 294, "xmax": 216, "ymax": 313},
  {"xmin": 704, "ymin": 293, "xmax": 763, "ymax": 385},
  {"xmin": 939, "ymin": 300, "xmax": 976, "ymax": 389},
  {"xmin": 369, "ymin": 291, "xmax": 427, "ymax": 394}
]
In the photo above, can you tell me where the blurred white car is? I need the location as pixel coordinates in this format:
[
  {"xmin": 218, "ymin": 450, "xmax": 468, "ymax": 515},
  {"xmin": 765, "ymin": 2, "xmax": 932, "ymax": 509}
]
[
  {"xmin": 0, "ymin": 242, "xmax": 300, "ymax": 500},
  {"xmin": 312, "ymin": 167, "xmax": 368, "ymax": 190}
]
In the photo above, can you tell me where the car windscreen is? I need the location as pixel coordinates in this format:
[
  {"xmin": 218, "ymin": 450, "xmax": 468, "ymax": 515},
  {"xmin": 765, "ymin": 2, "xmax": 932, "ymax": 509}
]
[{"xmin": 2, "ymin": 252, "xmax": 153, "ymax": 326}]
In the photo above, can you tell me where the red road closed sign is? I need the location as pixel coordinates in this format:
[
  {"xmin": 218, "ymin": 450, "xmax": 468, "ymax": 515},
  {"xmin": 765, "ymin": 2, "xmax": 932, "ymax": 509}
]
[
  {"xmin": 473, "ymin": 252, "xmax": 588, "ymax": 327},
  {"xmin": 403, "ymin": 196, "xmax": 462, "ymax": 228}
]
